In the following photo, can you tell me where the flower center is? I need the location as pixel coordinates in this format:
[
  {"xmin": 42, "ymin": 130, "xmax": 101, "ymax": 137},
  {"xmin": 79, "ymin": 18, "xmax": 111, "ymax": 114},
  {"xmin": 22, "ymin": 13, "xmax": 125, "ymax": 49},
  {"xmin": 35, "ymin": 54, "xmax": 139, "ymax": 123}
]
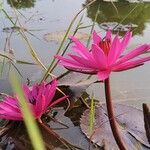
[{"xmin": 99, "ymin": 39, "xmax": 111, "ymax": 56}]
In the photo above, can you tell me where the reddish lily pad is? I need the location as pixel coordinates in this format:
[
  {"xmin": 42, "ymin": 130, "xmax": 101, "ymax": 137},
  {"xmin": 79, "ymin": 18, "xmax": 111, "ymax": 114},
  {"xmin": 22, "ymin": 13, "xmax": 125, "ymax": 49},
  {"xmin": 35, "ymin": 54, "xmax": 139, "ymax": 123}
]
[
  {"xmin": 80, "ymin": 104, "xmax": 150, "ymax": 149},
  {"xmin": 59, "ymin": 72, "xmax": 97, "ymax": 99}
]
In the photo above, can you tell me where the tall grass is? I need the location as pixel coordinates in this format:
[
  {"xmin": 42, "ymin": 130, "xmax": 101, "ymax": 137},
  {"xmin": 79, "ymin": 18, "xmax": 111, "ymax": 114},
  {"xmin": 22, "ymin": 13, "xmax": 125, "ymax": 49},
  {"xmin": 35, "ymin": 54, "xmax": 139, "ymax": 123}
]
[{"xmin": 10, "ymin": 73, "xmax": 46, "ymax": 150}]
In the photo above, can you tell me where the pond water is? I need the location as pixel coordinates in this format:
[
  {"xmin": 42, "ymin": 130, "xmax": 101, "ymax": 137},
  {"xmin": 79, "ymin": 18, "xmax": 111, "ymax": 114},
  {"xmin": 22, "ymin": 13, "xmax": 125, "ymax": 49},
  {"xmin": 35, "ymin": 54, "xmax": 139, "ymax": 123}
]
[{"xmin": 0, "ymin": 0, "xmax": 150, "ymax": 149}]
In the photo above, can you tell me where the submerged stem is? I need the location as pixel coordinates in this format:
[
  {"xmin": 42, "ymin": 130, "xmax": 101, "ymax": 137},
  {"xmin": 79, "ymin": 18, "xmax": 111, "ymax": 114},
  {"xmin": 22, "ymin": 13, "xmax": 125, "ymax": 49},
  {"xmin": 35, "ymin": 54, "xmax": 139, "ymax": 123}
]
[{"xmin": 104, "ymin": 78, "xmax": 127, "ymax": 150}]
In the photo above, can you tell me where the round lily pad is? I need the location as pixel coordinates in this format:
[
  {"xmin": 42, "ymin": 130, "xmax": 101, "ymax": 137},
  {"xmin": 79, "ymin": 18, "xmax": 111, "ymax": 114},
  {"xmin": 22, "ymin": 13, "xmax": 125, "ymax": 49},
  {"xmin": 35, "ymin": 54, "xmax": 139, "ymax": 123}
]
[{"xmin": 80, "ymin": 104, "xmax": 150, "ymax": 149}]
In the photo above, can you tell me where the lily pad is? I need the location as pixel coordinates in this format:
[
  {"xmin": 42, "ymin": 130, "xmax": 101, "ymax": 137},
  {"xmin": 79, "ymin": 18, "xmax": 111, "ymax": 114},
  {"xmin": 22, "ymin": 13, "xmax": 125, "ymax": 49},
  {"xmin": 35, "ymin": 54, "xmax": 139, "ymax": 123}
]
[
  {"xmin": 44, "ymin": 31, "xmax": 89, "ymax": 42},
  {"xmin": 80, "ymin": 104, "xmax": 150, "ymax": 150},
  {"xmin": 58, "ymin": 72, "xmax": 98, "ymax": 103}
]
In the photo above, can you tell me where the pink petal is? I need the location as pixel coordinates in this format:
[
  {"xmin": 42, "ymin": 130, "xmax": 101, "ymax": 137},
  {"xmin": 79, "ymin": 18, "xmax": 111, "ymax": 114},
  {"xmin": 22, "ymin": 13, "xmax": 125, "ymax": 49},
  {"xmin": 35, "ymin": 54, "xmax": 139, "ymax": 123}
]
[
  {"xmin": 26, "ymin": 104, "xmax": 40, "ymax": 118},
  {"xmin": 55, "ymin": 55, "xmax": 83, "ymax": 66},
  {"xmin": 116, "ymin": 44, "xmax": 150, "ymax": 65},
  {"xmin": 71, "ymin": 36, "xmax": 92, "ymax": 59},
  {"xmin": 22, "ymin": 84, "xmax": 30, "ymax": 95},
  {"xmin": 35, "ymin": 89, "xmax": 43, "ymax": 113},
  {"xmin": 105, "ymin": 30, "xmax": 112, "ymax": 41},
  {"xmin": 115, "ymin": 31, "xmax": 132, "ymax": 60},
  {"xmin": 0, "ymin": 112, "xmax": 22, "ymax": 119},
  {"xmin": 0, "ymin": 102, "xmax": 19, "ymax": 113},
  {"xmin": 113, "ymin": 56, "xmax": 150, "ymax": 71},
  {"xmin": 56, "ymin": 55, "xmax": 97, "ymax": 71},
  {"xmin": 48, "ymin": 96, "xmax": 68, "ymax": 108},
  {"xmin": 60, "ymin": 61, "xmax": 93, "ymax": 70},
  {"xmin": 92, "ymin": 44, "xmax": 107, "ymax": 69},
  {"xmin": 93, "ymin": 30, "xmax": 102, "ymax": 45},
  {"xmin": 68, "ymin": 54, "xmax": 97, "ymax": 69},
  {"xmin": 31, "ymin": 84, "xmax": 39, "ymax": 99},
  {"xmin": 62, "ymin": 66, "xmax": 98, "ymax": 75},
  {"xmin": 108, "ymin": 34, "xmax": 121, "ymax": 65},
  {"xmin": 62, "ymin": 64, "xmax": 86, "ymax": 71},
  {"xmin": 120, "ymin": 31, "xmax": 132, "ymax": 52},
  {"xmin": 1, "ymin": 100, "xmax": 19, "ymax": 110},
  {"xmin": 45, "ymin": 80, "xmax": 57, "ymax": 107},
  {"xmin": 3, "ymin": 96, "xmax": 18, "ymax": 106},
  {"xmin": 0, "ymin": 114, "xmax": 22, "ymax": 120},
  {"xmin": 22, "ymin": 84, "xmax": 32, "ymax": 102},
  {"xmin": 97, "ymin": 70, "xmax": 111, "ymax": 80},
  {"xmin": 0, "ymin": 107, "xmax": 22, "ymax": 119},
  {"xmin": 60, "ymin": 61, "xmax": 94, "ymax": 71}
]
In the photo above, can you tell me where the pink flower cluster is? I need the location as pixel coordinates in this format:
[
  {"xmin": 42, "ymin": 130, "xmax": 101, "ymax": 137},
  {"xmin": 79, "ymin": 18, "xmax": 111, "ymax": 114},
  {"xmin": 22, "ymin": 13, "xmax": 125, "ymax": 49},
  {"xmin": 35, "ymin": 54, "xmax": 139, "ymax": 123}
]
[{"xmin": 0, "ymin": 80, "xmax": 67, "ymax": 120}]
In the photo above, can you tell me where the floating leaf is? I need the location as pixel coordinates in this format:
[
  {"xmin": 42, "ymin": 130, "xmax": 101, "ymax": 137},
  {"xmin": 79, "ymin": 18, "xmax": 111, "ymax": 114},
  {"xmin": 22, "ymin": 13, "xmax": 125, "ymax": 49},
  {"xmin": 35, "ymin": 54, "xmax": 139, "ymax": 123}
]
[
  {"xmin": 44, "ymin": 31, "xmax": 89, "ymax": 42},
  {"xmin": 80, "ymin": 104, "xmax": 150, "ymax": 149},
  {"xmin": 58, "ymin": 72, "xmax": 98, "ymax": 101}
]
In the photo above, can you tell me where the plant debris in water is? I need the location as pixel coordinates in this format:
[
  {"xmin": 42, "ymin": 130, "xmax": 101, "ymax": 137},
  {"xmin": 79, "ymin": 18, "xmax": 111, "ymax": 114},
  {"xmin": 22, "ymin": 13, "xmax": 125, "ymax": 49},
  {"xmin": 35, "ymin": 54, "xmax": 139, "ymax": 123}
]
[
  {"xmin": 99, "ymin": 22, "xmax": 138, "ymax": 32},
  {"xmin": 2, "ymin": 26, "xmax": 27, "ymax": 33}
]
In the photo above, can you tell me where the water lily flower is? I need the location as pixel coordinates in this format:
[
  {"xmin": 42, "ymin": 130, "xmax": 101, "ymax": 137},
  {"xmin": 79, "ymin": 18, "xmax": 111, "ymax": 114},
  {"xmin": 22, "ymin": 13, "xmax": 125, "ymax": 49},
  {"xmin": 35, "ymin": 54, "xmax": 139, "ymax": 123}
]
[
  {"xmin": 55, "ymin": 31, "xmax": 150, "ymax": 80},
  {"xmin": 0, "ymin": 80, "xmax": 67, "ymax": 120}
]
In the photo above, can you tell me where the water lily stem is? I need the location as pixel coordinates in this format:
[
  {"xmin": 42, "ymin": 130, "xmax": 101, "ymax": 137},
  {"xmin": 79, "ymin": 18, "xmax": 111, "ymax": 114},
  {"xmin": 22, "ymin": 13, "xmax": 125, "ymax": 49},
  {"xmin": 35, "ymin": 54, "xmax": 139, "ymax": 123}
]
[{"xmin": 104, "ymin": 78, "xmax": 127, "ymax": 150}]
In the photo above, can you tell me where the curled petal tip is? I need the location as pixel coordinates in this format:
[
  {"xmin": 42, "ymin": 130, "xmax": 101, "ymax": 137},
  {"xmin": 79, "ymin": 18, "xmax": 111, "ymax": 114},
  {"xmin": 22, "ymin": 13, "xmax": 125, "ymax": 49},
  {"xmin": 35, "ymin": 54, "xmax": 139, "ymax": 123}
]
[
  {"xmin": 93, "ymin": 30, "xmax": 97, "ymax": 34},
  {"xmin": 70, "ymin": 36, "xmax": 76, "ymax": 41},
  {"xmin": 54, "ymin": 55, "xmax": 59, "ymax": 58},
  {"xmin": 51, "ymin": 79, "xmax": 58, "ymax": 86},
  {"xmin": 126, "ymin": 30, "xmax": 132, "ymax": 37},
  {"xmin": 54, "ymin": 55, "xmax": 62, "ymax": 60}
]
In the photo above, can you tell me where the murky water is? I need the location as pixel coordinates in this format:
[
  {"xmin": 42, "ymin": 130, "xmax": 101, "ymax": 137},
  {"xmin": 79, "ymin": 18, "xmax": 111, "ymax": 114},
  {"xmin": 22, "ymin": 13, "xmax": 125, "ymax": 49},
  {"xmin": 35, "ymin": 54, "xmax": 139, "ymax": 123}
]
[{"xmin": 1, "ymin": 0, "xmax": 150, "ymax": 149}]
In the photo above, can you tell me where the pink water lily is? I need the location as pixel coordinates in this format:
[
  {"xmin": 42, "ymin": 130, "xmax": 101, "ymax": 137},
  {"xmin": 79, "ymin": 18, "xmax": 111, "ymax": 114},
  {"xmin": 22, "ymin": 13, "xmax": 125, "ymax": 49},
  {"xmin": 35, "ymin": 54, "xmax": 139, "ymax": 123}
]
[
  {"xmin": 55, "ymin": 31, "xmax": 150, "ymax": 80},
  {"xmin": 0, "ymin": 80, "xmax": 67, "ymax": 120}
]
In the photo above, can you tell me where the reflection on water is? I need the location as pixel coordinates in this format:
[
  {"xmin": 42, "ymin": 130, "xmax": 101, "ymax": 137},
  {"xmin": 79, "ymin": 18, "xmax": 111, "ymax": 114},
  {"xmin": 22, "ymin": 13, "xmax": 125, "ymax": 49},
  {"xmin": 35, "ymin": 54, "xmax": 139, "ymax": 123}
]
[
  {"xmin": 85, "ymin": 0, "xmax": 150, "ymax": 35},
  {"xmin": 7, "ymin": 0, "xmax": 36, "ymax": 9}
]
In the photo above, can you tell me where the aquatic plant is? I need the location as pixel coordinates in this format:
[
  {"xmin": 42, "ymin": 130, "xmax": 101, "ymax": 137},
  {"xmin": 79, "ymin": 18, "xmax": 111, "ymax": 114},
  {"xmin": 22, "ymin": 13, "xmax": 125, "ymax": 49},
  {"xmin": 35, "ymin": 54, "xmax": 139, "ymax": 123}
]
[
  {"xmin": 55, "ymin": 30, "xmax": 150, "ymax": 80},
  {"xmin": 55, "ymin": 30, "xmax": 150, "ymax": 150},
  {"xmin": 0, "ymin": 80, "xmax": 67, "ymax": 120}
]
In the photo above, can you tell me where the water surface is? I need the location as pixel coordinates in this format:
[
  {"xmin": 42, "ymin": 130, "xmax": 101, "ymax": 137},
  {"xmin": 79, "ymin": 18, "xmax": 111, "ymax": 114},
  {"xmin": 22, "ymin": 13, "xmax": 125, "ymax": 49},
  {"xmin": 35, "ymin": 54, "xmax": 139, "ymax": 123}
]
[{"xmin": 0, "ymin": 0, "xmax": 150, "ymax": 149}]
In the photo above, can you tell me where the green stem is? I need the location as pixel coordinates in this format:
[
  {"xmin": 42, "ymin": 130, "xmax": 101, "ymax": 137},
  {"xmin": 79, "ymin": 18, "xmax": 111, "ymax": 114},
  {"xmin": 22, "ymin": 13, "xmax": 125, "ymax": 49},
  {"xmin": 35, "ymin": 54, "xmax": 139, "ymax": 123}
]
[{"xmin": 104, "ymin": 78, "xmax": 127, "ymax": 150}]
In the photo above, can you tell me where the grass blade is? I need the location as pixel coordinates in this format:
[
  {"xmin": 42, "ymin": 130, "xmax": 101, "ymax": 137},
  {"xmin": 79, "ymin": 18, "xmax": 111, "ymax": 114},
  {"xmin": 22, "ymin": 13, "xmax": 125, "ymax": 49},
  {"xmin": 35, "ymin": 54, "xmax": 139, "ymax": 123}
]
[
  {"xmin": 86, "ymin": 3, "xmax": 100, "ymax": 48},
  {"xmin": 10, "ymin": 73, "xmax": 46, "ymax": 150},
  {"xmin": 89, "ymin": 95, "xmax": 95, "ymax": 135}
]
